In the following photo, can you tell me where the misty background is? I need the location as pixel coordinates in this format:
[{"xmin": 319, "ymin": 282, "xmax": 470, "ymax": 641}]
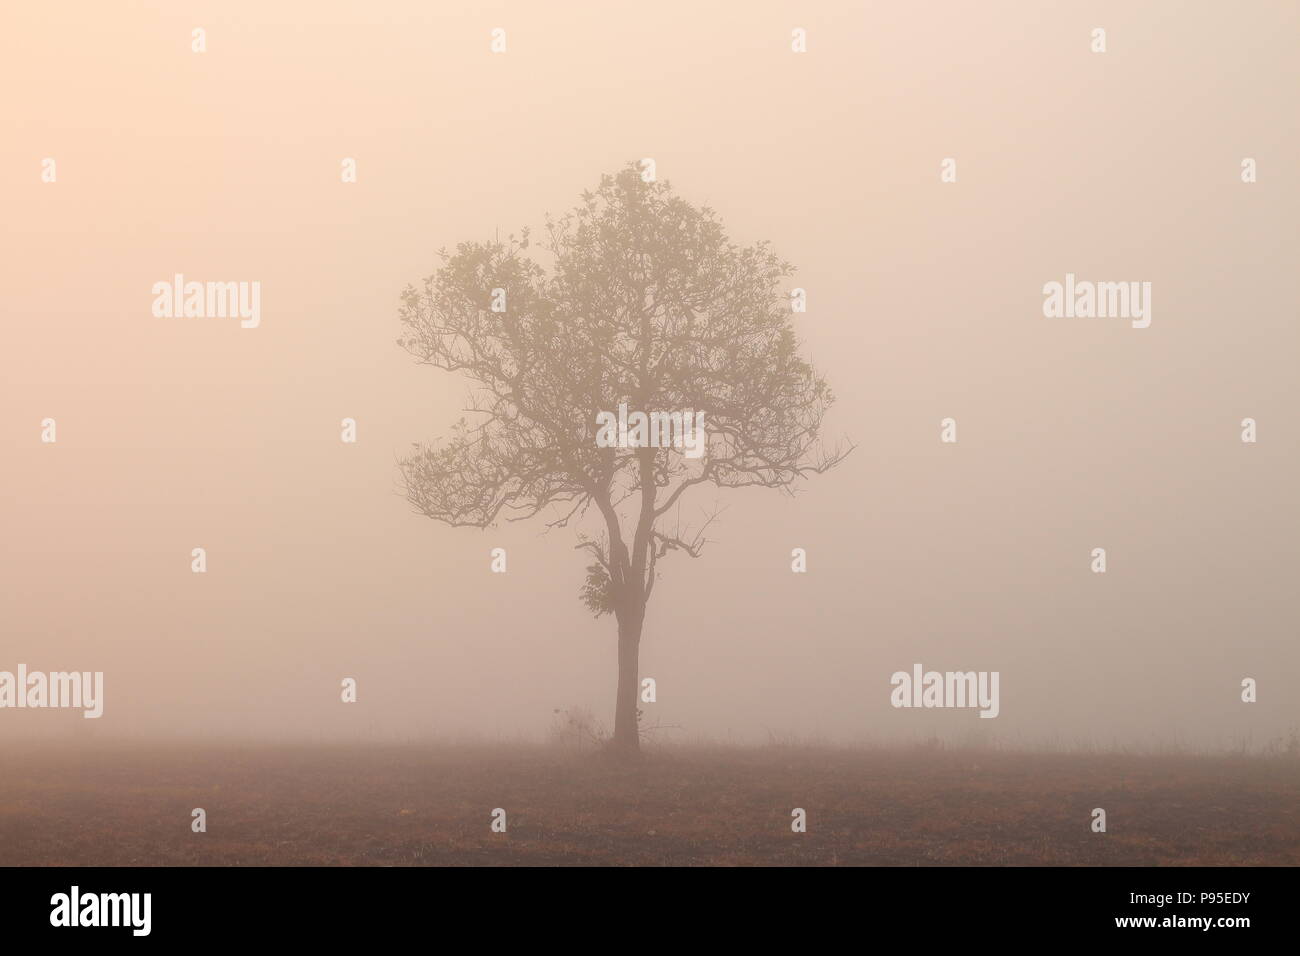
[{"xmin": 2, "ymin": 1, "xmax": 1297, "ymax": 749}]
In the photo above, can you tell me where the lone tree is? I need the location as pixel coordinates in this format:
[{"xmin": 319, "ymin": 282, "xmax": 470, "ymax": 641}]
[{"xmin": 398, "ymin": 164, "xmax": 849, "ymax": 754}]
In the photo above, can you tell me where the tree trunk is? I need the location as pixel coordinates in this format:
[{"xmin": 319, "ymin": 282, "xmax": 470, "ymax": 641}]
[{"xmin": 611, "ymin": 613, "xmax": 643, "ymax": 754}]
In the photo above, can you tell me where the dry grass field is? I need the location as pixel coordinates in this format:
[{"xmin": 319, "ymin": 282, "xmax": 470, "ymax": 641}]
[{"xmin": 1, "ymin": 742, "xmax": 1297, "ymax": 866}]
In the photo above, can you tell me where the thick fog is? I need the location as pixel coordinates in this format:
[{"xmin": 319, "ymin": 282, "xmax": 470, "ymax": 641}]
[{"xmin": 4, "ymin": 1, "xmax": 1297, "ymax": 750}]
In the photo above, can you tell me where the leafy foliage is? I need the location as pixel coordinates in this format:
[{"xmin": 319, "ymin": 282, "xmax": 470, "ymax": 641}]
[
  {"xmin": 579, "ymin": 562, "xmax": 615, "ymax": 618},
  {"xmin": 397, "ymin": 163, "xmax": 849, "ymax": 622}
]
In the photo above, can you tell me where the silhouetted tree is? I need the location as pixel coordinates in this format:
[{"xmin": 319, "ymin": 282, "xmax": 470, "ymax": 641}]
[{"xmin": 398, "ymin": 164, "xmax": 849, "ymax": 754}]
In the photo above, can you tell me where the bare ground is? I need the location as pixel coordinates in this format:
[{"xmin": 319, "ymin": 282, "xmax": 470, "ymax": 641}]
[{"xmin": 1, "ymin": 743, "xmax": 1296, "ymax": 866}]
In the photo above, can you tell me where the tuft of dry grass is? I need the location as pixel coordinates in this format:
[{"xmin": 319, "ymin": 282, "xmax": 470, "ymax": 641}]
[{"xmin": 0, "ymin": 742, "xmax": 1296, "ymax": 866}]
